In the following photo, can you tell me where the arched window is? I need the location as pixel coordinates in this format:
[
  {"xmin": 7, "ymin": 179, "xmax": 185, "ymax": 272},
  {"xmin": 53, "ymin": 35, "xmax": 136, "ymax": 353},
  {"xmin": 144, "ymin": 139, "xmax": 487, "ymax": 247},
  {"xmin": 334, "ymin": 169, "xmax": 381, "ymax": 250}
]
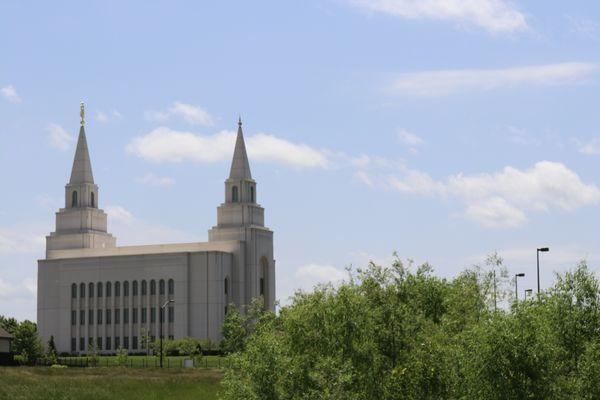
[
  {"xmin": 123, "ymin": 281, "xmax": 129, "ymax": 297},
  {"xmin": 168, "ymin": 279, "xmax": 174, "ymax": 295},
  {"xmin": 106, "ymin": 282, "xmax": 112, "ymax": 297},
  {"xmin": 159, "ymin": 279, "xmax": 165, "ymax": 295},
  {"xmin": 97, "ymin": 282, "xmax": 103, "ymax": 298},
  {"xmin": 132, "ymin": 281, "xmax": 138, "ymax": 296},
  {"xmin": 141, "ymin": 280, "xmax": 147, "ymax": 295},
  {"xmin": 72, "ymin": 191, "xmax": 78, "ymax": 207},
  {"xmin": 91, "ymin": 192, "xmax": 95, "ymax": 207},
  {"xmin": 150, "ymin": 280, "xmax": 156, "ymax": 295},
  {"xmin": 71, "ymin": 283, "xmax": 77, "ymax": 299},
  {"xmin": 224, "ymin": 277, "xmax": 229, "ymax": 295},
  {"xmin": 88, "ymin": 282, "xmax": 94, "ymax": 298},
  {"xmin": 115, "ymin": 281, "xmax": 120, "ymax": 297},
  {"xmin": 260, "ymin": 257, "xmax": 268, "ymax": 300},
  {"xmin": 250, "ymin": 186, "xmax": 254, "ymax": 203},
  {"xmin": 232, "ymin": 186, "xmax": 238, "ymax": 202}
]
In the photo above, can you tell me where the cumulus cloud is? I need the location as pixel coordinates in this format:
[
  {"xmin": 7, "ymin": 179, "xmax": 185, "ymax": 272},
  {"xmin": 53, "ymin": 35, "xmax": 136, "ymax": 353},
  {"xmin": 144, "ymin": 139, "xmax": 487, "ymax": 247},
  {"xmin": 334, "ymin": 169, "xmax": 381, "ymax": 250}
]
[
  {"xmin": 105, "ymin": 205, "xmax": 134, "ymax": 223},
  {"xmin": 361, "ymin": 161, "xmax": 600, "ymax": 228},
  {"xmin": 137, "ymin": 173, "xmax": 175, "ymax": 187},
  {"xmin": 95, "ymin": 110, "xmax": 123, "ymax": 123},
  {"xmin": 0, "ymin": 228, "xmax": 45, "ymax": 254},
  {"xmin": 47, "ymin": 123, "xmax": 74, "ymax": 151},
  {"xmin": 577, "ymin": 138, "xmax": 600, "ymax": 155},
  {"xmin": 348, "ymin": 0, "xmax": 528, "ymax": 34},
  {"xmin": 146, "ymin": 102, "xmax": 215, "ymax": 126},
  {"xmin": 292, "ymin": 263, "xmax": 347, "ymax": 292},
  {"xmin": 390, "ymin": 62, "xmax": 599, "ymax": 96},
  {"xmin": 1, "ymin": 85, "xmax": 21, "ymax": 103},
  {"xmin": 126, "ymin": 127, "xmax": 330, "ymax": 169}
]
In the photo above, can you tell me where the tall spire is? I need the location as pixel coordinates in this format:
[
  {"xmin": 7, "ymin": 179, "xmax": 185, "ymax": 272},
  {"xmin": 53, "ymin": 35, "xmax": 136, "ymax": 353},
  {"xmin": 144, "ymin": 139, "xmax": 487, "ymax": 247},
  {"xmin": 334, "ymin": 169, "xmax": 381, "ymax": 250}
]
[
  {"xmin": 229, "ymin": 118, "xmax": 252, "ymax": 180},
  {"xmin": 69, "ymin": 103, "xmax": 94, "ymax": 184}
]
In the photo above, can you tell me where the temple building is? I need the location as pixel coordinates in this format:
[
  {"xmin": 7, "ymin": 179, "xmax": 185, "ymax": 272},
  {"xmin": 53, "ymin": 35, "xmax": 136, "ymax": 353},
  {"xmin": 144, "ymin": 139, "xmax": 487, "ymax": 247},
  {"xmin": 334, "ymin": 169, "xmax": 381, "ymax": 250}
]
[{"xmin": 37, "ymin": 105, "xmax": 275, "ymax": 354}]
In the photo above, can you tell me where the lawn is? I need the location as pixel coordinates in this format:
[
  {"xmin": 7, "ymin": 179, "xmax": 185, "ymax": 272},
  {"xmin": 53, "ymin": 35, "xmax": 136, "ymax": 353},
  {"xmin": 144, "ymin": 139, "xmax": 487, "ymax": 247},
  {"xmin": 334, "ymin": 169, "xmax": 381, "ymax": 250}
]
[{"xmin": 0, "ymin": 366, "xmax": 222, "ymax": 400}]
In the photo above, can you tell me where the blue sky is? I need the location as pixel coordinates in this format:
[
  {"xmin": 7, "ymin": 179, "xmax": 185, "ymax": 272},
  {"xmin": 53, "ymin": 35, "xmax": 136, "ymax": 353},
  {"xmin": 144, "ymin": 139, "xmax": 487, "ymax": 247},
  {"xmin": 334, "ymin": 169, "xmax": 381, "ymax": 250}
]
[{"xmin": 2, "ymin": 0, "xmax": 600, "ymax": 320}]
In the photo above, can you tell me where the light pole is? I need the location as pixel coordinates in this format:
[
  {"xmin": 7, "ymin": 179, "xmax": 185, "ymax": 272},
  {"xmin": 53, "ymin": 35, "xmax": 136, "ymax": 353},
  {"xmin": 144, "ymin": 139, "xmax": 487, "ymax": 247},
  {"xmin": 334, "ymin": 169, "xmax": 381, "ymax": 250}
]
[
  {"xmin": 525, "ymin": 289, "xmax": 533, "ymax": 300},
  {"xmin": 514, "ymin": 273, "xmax": 525, "ymax": 302},
  {"xmin": 536, "ymin": 247, "xmax": 549, "ymax": 298},
  {"xmin": 160, "ymin": 299, "xmax": 174, "ymax": 368}
]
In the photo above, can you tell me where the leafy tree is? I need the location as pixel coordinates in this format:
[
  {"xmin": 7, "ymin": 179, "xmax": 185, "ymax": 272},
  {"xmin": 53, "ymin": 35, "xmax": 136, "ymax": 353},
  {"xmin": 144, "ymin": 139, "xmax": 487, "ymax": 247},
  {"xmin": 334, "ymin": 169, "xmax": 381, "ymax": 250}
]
[
  {"xmin": 221, "ymin": 304, "xmax": 247, "ymax": 354},
  {"xmin": 140, "ymin": 327, "xmax": 151, "ymax": 356},
  {"xmin": 88, "ymin": 339, "xmax": 99, "ymax": 366},
  {"xmin": 0, "ymin": 315, "xmax": 18, "ymax": 335},
  {"xmin": 13, "ymin": 320, "xmax": 43, "ymax": 364},
  {"xmin": 115, "ymin": 346, "xmax": 128, "ymax": 366},
  {"xmin": 178, "ymin": 337, "xmax": 201, "ymax": 358},
  {"xmin": 44, "ymin": 335, "xmax": 58, "ymax": 365}
]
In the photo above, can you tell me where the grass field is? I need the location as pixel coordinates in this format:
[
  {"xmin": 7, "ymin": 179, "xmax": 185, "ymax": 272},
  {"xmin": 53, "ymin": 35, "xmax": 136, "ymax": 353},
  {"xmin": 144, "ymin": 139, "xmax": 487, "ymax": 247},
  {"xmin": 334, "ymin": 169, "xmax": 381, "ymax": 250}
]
[{"xmin": 0, "ymin": 366, "xmax": 222, "ymax": 400}]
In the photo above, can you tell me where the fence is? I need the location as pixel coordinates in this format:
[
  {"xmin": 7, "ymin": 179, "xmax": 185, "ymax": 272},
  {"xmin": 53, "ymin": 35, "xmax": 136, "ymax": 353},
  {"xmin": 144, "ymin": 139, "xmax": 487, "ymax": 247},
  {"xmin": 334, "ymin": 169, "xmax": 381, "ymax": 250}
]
[{"xmin": 15, "ymin": 355, "xmax": 230, "ymax": 369}]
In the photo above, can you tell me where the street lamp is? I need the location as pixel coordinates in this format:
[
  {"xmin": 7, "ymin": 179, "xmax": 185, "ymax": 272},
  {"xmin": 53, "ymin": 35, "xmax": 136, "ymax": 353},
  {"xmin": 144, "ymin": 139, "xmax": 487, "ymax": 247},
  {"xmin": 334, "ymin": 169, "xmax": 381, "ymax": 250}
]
[
  {"xmin": 525, "ymin": 288, "xmax": 533, "ymax": 300},
  {"xmin": 536, "ymin": 247, "xmax": 550, "ymax": 298},
  {"xmin": 514, "ymin": 273, "xmax": 525, "ymax": 302},
  {"xmin": 160, "ymin": 299, "xmax": 174, "ymax": 368}
]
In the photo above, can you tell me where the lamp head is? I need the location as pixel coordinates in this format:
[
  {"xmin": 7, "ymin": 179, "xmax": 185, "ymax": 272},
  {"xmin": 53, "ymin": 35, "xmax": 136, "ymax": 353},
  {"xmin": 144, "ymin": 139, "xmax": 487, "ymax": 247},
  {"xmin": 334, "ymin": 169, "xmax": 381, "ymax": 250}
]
[
  {"xmin": 516, "ymin": 273, "xmax": 525, "ymax": 277},
  {"xmin": 538, "ymin": 247, "xmax": 549, "ymax": 252}
]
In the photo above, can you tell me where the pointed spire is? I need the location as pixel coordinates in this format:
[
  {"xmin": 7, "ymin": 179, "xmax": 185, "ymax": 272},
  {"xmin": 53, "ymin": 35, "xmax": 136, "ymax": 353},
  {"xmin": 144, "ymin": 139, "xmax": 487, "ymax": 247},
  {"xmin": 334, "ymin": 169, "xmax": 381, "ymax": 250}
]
[
  {"xmin": 229, "ymin": 117, "xmax": 252, "ymax": 180},
  {"xmin": 69, "ymin": 112, "xmax": 95, "ymax": 184}
]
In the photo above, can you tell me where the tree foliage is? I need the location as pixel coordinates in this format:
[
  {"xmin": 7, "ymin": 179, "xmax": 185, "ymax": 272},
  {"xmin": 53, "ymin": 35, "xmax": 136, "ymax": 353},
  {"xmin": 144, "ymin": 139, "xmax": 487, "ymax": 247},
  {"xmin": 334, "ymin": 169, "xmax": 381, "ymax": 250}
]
[{"xmin": 221, "ymin": 257, "xmax": 600, "ymax": 400}]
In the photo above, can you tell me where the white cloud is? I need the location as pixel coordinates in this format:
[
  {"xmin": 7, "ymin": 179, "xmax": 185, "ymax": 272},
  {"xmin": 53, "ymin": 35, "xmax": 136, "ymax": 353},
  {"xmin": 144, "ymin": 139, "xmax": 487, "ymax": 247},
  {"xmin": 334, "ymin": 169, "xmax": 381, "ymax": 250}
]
[
  {"xmin": 0, "ymin": 279, "xmax": 18, "ymax": 298},
  {"xmin": 146, "ymin": 102, "xmax": 215, "ymax": 126},
  {"xmin": 1, "ymin": 85, "xmax": 21, "ymax": 103},
  {"xmin": 361, "ymin": 161, "xmax": 600, "ymax": 228},
  {"xmin": 47, "ymin": 123, "xmax": 74, "ymax": 151},
  {"xmin": 390, "ymin": 62, "xmax": 599, "ymax": 96},
  {"xmin": 126, "ymin": 127, "xmax": 330, "ymax": 169},
  {"xmin": 506, "ymin": 126, "xmax": 540, "ymax": 146},
  {"xmin": 105, "ymin": 205, "xmax": 134, "ymax": 223},
  {"xmin": 578, "ymin": 138, "xmax": 600, "ymax": 155},
  {"xmin": 137, "ymin": 173, "xmax": 175, "ymax": 187},
  {"xmin": 294, "ymin": 263, "xmax": 347, "ymax": 291},
  {"xmin": 566, "ymin": 15, "xmax": 599, "ymax": 39},
  {"xmin": 397, "ymin": 129, "xmax": 425, "ymax": 146},
  {"xmin": 349, "ymin": 0, "xmax": 528, "ymax": 34},
  {"xmin": 22, "ymin": 278, "xmax": 37, "ymax": 295},
  {"xmin": 0, "ymin": 228, "xmax": 45, "ymax": 254},
  {"xmin": 95, "ymin": 110, "xmax": 122, "ymax": 123}
]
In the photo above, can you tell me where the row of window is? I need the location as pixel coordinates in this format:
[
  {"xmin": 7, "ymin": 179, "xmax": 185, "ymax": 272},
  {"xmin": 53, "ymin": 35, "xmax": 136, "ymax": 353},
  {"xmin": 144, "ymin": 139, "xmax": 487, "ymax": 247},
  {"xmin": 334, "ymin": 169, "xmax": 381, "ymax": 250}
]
[
  {"xmin": 71, "ymin": 191, "xmax": 95, "ymax": 208},
  {"xmin": 71, "ymin": 279, "xmax": 174, "ymax": 299},
  {"xmin": 70, "ymin": 334, "xmax": 175, "ymax": 352},
  {"xmin": 71, "ymin": 307, "xmax": 174, "ymax": 326},
  {"xmin": 231, "ymin": 185, "xmax": 254, "ymax": 203}
]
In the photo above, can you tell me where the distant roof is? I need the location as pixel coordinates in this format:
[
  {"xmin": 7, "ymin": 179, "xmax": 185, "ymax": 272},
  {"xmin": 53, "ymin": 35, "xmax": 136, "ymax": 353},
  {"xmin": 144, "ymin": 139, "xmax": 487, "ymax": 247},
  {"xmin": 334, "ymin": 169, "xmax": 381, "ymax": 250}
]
[{"xmin": 0, "ymin": 326, "xmax": 12, "ymax": 339}]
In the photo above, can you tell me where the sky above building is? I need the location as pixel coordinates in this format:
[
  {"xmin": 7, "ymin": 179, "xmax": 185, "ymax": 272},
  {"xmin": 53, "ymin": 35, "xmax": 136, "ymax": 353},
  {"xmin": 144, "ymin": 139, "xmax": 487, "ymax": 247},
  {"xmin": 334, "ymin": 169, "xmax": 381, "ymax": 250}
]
[{"xmin": 2, "ymin": 0, "xmax": 600, "ymax": 320}]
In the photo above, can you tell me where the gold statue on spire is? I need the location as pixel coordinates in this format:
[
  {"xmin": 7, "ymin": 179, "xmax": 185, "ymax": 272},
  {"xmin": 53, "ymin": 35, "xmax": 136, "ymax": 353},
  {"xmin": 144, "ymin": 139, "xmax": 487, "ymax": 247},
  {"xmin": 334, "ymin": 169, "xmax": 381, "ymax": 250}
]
[{"xmin": 80, "ymin": 102, "xmax": 85, "ymax": 126}]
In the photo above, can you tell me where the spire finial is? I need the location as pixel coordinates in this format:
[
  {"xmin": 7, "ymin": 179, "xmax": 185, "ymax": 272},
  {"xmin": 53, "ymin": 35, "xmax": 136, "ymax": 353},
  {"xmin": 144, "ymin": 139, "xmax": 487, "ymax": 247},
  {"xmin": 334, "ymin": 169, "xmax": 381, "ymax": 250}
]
[
  {"xmin": 238, "ymin": 116, "xmax": 242, "ymax": 127},
  {"xmin": 80, "ymin": 102, "xmax": 85, "ymax": 126}
]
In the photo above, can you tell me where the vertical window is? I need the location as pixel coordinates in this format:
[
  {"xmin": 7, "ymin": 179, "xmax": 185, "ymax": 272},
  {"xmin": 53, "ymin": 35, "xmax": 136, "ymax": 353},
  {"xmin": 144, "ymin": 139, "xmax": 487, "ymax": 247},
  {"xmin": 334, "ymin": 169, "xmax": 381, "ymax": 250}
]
[
  {"xmin": 91, "ymin": 192, "xmax": 95, "ymax": 207},
  {"xmin": 88, "ymin": 310, "xmax": 94, "ymax": 325},
  {"xmin": 97, "ymin": 337, "xmax": 102, "ymax": 350},
  {"xmin": 123, "ymin": 337, "xmax": 129, "ymax": 350},
  {"xmin": 141, "ymin": 280, "xmax": 147, "ymax": 295},
  {"xmin": 132, "ymin": 281, "xmax": 138, "ymax": 296},
  {"xmin": 115, "ymin": 337, "xmax": 120, "ymax": 349},
  {"xmin": 250, "ymin": 186, "xmax": 254, "ymax": 202},
  {"xmin": 124, "ymin": 309, "xmax": 129, "ymax": 324},
  {"xmin": 115, "ymin": 282, "xmax": 120, "ymax": 297},
  {"xmin": 72, "ymin": 191, "xmax": 78, "ymax": 207},
  {"xmin": 150, "ymin": 280, "xmax": 156, "ymax": 295},
  {"xmin": 115, "ymin": 309, "xmax": 120, "ymax": 324},
  {"xmin": 97, "ymin": 282, "xmax": 103, "ymax": 298},
  {"xmin": 71, "ymin": 283, "xmax": 77, "ymax": 299},
  {"xmin": 80, "ymin": 310, "xmax": 85, "ymax": 325},
  {"xmin": 159, "ymin": 279, "xmax": 165, "ymax": 295},
  {"xmin": 88, "ymin": 337, "xmax": 93, "ymax": 349},
  {"xmin": 79, "ymin": 337, "xmax": 84, "ymax": 351},
  {"xmin": 168, "ymin": 335, "xmax": 174, "ymax": 341},
  {"xmin": 141, "ymin": 308, "xmax": 147, "ymax": 323},
  {"xmin": 168, "ymin": 306, "xmax": 174, "ymax": 323},
  {"xmin": 106, "ymin": 282, "xmax": 112, "ymax": 297},
  {"xmin": 71, "ymin": 338, "xmax": 76, "ymax": 352},
  {"xmin": 133, "ymin": 308, "xmax": 138, "ymax": 324},
  {"xmin": 160, "ymin": 308, "xmax": 165, "ymax": 323},
  {"xmin": 168, "ymin": 279, "xmax": 174, "ymax": 295},
  {"xmin": 80, "ymin": 283, "xmax": 85, "ymax": 298},
  {"xmin": 260, "ymin": 278, "xmax": 265, "ymax": 296},
  {"xmin": 71, "ymin": 310, "xmax": 76, "ymax": 326},
  {"xmin": 224, "ymin": 277, "xmax": 229, "ymax": 295},
  {"xmin": 124, "ymin": 281, "xmax": 129, "ymax": 297},
  {"xmin": 89, "ymin": 282, "xmax": 94, "ymax": 298},
  {"xmin": 97, "ymin": 309, "xmax": 103, "ymax": 325},
  {"xmin": 133, "ymin": 336, "xmax": 138, "ymax": 350},
  {"xmin": 106, "ymin": 309, "xmax": 112, "ymax": 325},
  {"xmin": 151, "ymin": 307, "xmax": 156, "ymax": 323},
  {"xmin": 232, "ymin": 186, "xmax": 238, "ymax": 202},
  {"xmin": 106, "ymin": 337, "xmax": 111, "ymax": 351}
]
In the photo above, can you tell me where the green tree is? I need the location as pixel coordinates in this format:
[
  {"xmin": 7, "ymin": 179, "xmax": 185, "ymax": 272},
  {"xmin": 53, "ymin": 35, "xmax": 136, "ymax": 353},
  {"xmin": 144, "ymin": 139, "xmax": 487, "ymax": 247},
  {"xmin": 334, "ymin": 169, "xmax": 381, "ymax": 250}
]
[
  {"xmin": 140, "ymin": 327, "xmax": 151, "ymax": 356},
  {"xmin": 115, "ymin": 346, "xmax": 128, "ymax": 366},
  {"xmin": 44, "ymin": 335, "xmax": 58, "ymax": 365},
  {"xmin": 13, "ymin": 320, "xmax": 43, "ymax": 364},
  {"xmin": 221, "ymin": 304, "xmax": 247, "ymax": 354},
  {"xmin": 0, "ymin": 315, "xmax": 18, "ymax": 335}
]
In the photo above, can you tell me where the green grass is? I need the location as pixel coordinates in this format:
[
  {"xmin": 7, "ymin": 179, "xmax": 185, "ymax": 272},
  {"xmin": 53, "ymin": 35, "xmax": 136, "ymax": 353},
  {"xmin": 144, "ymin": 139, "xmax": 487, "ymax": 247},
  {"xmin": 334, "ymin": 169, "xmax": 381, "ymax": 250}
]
[
  {"xmin": 0, "ymin": 366, "xmax": 222, "ymax": 400},
  {"xmin": 57, "ymin": 355, "xmax": 229, "ymax": 369}
]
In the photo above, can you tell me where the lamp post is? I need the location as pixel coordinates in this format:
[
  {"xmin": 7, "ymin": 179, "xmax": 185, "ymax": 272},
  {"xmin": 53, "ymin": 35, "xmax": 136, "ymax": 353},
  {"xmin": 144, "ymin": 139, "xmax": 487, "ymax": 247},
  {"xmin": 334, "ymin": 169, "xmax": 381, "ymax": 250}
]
[
  {"xmin": 536, "ymin": 247, "xmax": 549, "ymax": 298},
  {"xmin": 160, "ymin": 299, "xmax": 174, "ymax": 368},
  {"xmin": 525, "ymin": 289, "xmax": 533, "ymax": 300},
  {"xmin": 514, "ymin": 273, "xmax": 525, "ymax": 302}
]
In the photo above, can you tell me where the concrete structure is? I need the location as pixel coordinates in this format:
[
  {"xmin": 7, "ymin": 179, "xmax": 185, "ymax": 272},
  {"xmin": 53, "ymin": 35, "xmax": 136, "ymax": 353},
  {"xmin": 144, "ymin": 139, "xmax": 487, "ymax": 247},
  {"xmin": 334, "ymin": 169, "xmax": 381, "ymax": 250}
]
[
  {"xmin": 0, "ymin": 327, "xmax": 13, "ymax": 365},
  {"xmin": 37, "ymin": 113, "xmax": 275, "ymax": 354}
]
